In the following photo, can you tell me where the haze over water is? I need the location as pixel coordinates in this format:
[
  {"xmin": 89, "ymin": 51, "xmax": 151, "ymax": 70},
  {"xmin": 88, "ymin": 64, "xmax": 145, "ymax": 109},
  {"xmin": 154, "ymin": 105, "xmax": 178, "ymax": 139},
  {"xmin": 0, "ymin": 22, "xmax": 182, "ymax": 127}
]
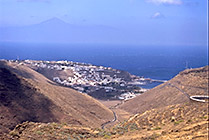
[
  {"xmin": 0, "ymin": 42, "xmax": 207, "ymax": 81},
  {"xmin": 0, "ymin": 0, "xmax": 208, "ymax": 87}
]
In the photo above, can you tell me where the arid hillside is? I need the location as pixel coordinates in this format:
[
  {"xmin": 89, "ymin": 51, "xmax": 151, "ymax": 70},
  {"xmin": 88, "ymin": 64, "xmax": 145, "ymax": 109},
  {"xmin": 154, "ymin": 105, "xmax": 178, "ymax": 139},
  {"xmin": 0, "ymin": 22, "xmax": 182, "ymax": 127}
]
[
  {"xmin": 98, "ymin": 66, "xmax": 208, "ymax": 140},
  {"xmin": 0, "ymin": 61, "xmax": 113, "ymax": 136},
  {"xmin": 1, "ymin": 64, "xmax": 208, "ymax": 140},
  {"xmin": 3, "ymin": 101, "xmax": 208, "ymax": 140},
  {"xmin": 120, "ymin": 66, "xmax": 208, "ymax": 114},
  {"xmin": 104, "ymin": 100, "xmax": 208, "ymax": 140}
]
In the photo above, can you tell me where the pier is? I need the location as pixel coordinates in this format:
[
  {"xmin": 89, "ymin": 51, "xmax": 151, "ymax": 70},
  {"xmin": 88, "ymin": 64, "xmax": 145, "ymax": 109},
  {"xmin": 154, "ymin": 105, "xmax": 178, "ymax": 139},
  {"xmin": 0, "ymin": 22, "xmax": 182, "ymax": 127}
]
[{"xmin": 151, "ymin": 79, "xmax": 167, "ymax": 83}]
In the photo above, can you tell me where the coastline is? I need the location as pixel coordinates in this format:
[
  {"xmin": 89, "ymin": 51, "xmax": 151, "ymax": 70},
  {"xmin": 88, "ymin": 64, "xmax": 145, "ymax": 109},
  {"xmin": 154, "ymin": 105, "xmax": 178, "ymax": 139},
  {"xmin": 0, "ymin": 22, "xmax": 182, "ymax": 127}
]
[{"xmin": 1, "ymin": 59, "xmax": 166, "ymax": 101}]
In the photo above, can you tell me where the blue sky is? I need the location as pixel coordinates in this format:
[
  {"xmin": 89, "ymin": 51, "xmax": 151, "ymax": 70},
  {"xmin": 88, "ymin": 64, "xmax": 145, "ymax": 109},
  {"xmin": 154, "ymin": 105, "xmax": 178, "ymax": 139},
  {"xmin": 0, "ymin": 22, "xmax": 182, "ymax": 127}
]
[{"xmin": 0, "ymin": 0, "xmax": 208, "ymax": 46}]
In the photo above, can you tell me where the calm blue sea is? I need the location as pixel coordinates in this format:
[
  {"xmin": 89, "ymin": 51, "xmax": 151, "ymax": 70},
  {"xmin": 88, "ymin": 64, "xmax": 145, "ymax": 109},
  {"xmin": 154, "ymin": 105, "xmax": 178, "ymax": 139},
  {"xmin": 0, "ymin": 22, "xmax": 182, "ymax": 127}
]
[{"xmin": 0, "ymin": 42, "xmax": 208, "ymax": 88}]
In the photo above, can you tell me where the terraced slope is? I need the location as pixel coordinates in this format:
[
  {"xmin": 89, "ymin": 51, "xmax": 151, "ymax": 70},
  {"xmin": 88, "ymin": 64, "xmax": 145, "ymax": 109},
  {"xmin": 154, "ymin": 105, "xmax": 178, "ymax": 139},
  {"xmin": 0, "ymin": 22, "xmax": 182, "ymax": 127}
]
[{"xmin": 0, "ymin": 61, "xmax": 113, "ymax": 136}]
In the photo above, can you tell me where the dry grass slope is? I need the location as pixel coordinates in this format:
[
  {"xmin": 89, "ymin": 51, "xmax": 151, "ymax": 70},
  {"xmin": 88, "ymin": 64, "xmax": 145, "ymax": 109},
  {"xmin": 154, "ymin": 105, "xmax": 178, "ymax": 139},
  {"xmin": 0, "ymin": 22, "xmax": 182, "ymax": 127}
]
[
  {"xmin": 120, "ymin": 66, "xmax": 208, "ymax": 114},
  {"xmin": 0, "ymin": 61, "xmax": 113, "ymax": 137},
  {"xmin": 1, "ymin": 64, "xmax": 208, "ymax": 140},
  {"xmin": 108, "ymin": 101, "xmax": 208, "ymax": 140}
]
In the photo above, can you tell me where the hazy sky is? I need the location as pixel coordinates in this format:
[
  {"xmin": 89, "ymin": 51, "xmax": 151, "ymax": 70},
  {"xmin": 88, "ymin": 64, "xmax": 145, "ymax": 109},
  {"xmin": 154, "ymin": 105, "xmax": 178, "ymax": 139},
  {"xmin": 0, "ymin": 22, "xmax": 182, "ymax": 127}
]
[{"xmin": 0, "ymin": 0, "xmax": 208, "ymax": 46}]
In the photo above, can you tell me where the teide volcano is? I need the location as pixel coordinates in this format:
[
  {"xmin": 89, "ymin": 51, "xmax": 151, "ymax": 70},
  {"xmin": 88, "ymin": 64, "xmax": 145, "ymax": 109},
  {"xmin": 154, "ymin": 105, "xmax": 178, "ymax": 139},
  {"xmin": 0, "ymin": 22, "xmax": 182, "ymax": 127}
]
[{"xmin": 0, "ymin": 17, "xmax": 121, "ymax": 44}]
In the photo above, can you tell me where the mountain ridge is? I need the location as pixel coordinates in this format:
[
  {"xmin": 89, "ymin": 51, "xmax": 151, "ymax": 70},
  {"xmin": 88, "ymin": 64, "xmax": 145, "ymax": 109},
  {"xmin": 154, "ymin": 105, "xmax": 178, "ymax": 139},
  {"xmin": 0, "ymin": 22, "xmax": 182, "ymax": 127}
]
[
  {"xmin": 0, "ymin": 18, "xmax": 124, "ymax": 44},
  {"xmin": 39, "ymin": 17, "xmax": 68, "ymax": 25},
  {"xmin": 0, "ymin": 62, "xmax": 208, "ymax": 139},
  {"xmin": 0, "ymin": 60, "xmax": 113, "ymax": 136},
  {"xmin": 119, "ymin": 66, "xmax": 208, "ymax": 115}
]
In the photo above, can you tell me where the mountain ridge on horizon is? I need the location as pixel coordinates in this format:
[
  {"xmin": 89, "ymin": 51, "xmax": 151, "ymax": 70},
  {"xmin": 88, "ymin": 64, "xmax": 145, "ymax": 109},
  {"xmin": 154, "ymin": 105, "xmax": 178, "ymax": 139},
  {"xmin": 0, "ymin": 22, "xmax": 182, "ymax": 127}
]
[
  {"xmin": 40, "ymin": 17, "xmax": 68, "ymax": 25},
  {"xmin": 0, "ymin": 17, "xmax": 124, "ymax": 44}
]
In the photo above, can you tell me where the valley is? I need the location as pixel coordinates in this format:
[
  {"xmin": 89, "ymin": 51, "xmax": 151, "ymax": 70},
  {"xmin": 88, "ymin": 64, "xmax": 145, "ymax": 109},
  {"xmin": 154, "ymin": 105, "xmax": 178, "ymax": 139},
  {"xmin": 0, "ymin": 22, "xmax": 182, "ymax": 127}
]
[
  {"xmin": 0, "ymin": 60, "xmax": 208, "ymax": 140},
  {"xmin": 0, "ymin": 0, "xmax": 207, "ymax": 139}
]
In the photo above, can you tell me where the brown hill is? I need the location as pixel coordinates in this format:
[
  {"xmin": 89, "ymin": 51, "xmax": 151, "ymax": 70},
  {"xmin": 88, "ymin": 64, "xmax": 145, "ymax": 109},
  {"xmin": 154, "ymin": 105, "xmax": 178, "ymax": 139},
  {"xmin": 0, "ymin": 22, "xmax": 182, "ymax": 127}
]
[
  {"xmin": 107, "ymin": 100, "xmax": 208, "ymax": 140},
  {"xmin": 0, "ymin": 61, "xmax": 113, "ymax": 136},
  {"xmin": 1, "ymin": 65, "xmax": 208, "ymax": 140},
  {"xmin": 3, "ymin": 95, "xmax": 208, "ymax": 140},
  {"xmin": 120, "ymin": 66, "xmax": 208, "ymax": 114},
  {"xmin": 95, "ymin": 66, "xmax": 208, "ymax": 140}
]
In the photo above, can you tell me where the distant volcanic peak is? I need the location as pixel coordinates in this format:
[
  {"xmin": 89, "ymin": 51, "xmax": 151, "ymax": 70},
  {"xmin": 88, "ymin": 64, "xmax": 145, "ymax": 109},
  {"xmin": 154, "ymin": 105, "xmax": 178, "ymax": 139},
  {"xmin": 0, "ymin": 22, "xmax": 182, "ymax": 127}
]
[{"xmin": 40, "ymin": 17, "xmax": 68, "ymax": 25}]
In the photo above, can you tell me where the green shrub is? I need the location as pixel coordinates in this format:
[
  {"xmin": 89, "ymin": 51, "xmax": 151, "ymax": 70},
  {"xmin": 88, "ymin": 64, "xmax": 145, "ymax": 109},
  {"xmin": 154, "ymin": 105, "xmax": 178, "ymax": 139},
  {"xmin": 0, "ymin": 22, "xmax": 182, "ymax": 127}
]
[
  {"xmin": 104, "ymin": 134, "xmax": 111, "ymax": 139},
  {"xmin": 187, "ymin": 119, "xmax": 192, "ymax": 123},
  {"xmin": 9, "ymin": 131, "xmax": 19, "ymax": 137},
  {"xmin": 174, "ymin": 120, "xmax": 184, "ymax": 125},
  {"xmin": 36, "ymin": 131, "xmax": 43, "ymax": 135},
  {"xmin": 153, "ymin": 126, "xmax": 161, "ymax": 130}
]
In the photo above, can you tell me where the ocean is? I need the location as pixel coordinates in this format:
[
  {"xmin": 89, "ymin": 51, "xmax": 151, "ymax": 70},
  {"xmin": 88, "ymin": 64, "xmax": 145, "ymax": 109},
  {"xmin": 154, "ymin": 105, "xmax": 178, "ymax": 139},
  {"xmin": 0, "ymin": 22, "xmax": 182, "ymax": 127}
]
[{"xmin": 0, "ymin": 42, "xmax": 208, "ymax": 88}]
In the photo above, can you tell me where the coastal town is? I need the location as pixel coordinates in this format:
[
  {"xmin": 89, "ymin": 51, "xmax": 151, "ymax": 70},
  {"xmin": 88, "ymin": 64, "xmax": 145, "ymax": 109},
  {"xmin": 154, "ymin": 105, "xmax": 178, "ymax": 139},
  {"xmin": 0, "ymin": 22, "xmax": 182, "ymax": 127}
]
[{"xmin": 9, "ymin": 60, "xmax": 151, "ymax": 100}]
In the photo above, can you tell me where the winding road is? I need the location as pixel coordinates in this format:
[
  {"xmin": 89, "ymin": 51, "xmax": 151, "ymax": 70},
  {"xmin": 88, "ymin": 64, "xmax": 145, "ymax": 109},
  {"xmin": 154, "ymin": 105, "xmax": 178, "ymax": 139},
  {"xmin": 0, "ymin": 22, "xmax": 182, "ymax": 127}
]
[
  {"xmin": 101, "ymin": 111, "xmax": 117, "ymax": 129},
  {"xmin": 162, "ymin": 82, "xmax": 209, "ymax": 102},
  {"xmin": 101, "ymin": 101, "xmax": 124, "ymax": 129},
  {"xmin": 101, "ymin": 81, "xmax": 208, "ymax": 129},
  {"xmin": 164, "ymin": 83, "xmax": 190, "ymax": 98}
]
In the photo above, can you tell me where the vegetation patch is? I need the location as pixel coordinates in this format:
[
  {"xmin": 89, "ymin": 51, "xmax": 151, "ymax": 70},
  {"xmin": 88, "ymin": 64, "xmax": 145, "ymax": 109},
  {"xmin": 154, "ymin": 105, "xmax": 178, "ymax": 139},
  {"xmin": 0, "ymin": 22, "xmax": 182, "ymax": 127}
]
[
  {"xmin": 174, "ymin": 120, "xmax": 184, "ymax": 125},
  {"xmin": 141, "ymin": 133, "xmax": 160, "ymax": 140},
  {"xmin": 152, "ymin": 126, "xmax": 161, "ymax": 130}
]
